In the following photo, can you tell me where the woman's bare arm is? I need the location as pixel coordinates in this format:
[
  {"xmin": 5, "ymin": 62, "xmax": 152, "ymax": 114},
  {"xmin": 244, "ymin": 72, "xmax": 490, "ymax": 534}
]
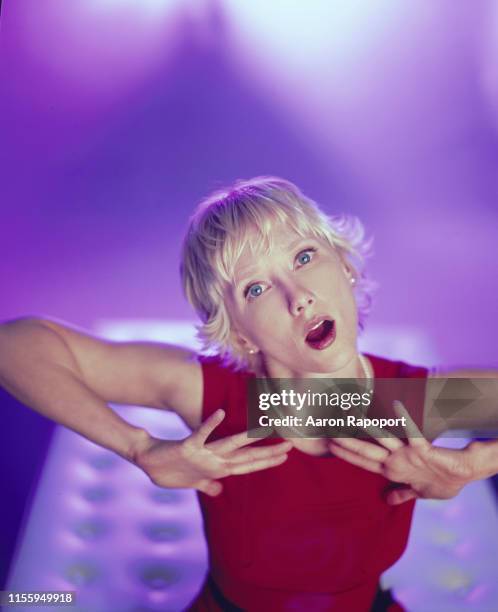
[
  {"xmin": 0, "ymin": 317, "xmax": 292, "ymax": 495},
  {"xmin": 0, "ymin": 316, "xmax": 203, "ymax": 459},
  {"xmin": 39, "ymin": 317, "xmax": 203, "ymax": 422}
]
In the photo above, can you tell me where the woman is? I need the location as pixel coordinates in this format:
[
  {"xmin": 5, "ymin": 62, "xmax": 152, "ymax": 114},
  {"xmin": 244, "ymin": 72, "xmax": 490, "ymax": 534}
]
[{"xmin": 0, "ymin": 176, "xmax": 494, "ymax": 611}]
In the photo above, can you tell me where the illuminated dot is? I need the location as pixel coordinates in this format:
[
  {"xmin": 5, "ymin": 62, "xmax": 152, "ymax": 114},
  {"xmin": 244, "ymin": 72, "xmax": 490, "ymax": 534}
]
[
  {"xmin": 64, "ymin": 561, "xmax": 100, "ymax": 586},
  {"xmin": 81, "ymin": 485, "xmax": 115, "ymax": 503},
  {"xmin": 141, "ymin": 522, "xmax": 184, "ymax": 542},
  {"xmin": 149, "ymin": 489, "xmax": 184, "ymax": 504},
  {"xmin": 431, "ymin": 528, "xmax": 458, "ymax": 546},
  {"xmin": 137, "ymin": 563, "xmax": 180, "ymax": 590},
  {"xmin": 436, "ymin": 568, "xmax": 473, "ymax": 593},
  {"xmin": 424, "ymin": 499, "xmax": 446, "ymax": 509},
  {"xmin": 73, "ymin": 519, "xmax": 110, "ymax": 541},
  {"xmin": 88, "ymin": 453, "xmax": 119, "ymax": 470}
]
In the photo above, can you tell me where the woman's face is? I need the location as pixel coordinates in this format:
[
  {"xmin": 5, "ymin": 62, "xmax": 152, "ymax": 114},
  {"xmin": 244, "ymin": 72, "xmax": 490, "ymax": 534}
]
[{"xmin": 226, "ymin": 225, "xmax": 359, "ymax": 376}]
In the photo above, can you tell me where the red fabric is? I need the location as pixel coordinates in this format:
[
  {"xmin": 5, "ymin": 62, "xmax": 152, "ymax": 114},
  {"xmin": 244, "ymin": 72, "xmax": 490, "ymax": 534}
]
[
  {"xmin": 189, "ymin": 354, "xmax": 428, "ymax": 612},
  {"xmin": 190, "ymin": 576, "xmax": 380, "ymax": 611}
]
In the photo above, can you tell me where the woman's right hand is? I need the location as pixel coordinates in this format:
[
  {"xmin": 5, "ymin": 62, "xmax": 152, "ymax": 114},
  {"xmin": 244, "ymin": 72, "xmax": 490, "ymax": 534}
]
[{"xmin": 133, "ymin": 409, "xmax": 293, "ymax": 497}]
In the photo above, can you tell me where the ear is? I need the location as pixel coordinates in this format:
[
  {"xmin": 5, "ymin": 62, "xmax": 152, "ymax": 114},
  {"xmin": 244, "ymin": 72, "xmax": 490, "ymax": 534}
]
[
  {"xmin": 341, "ymin": 263, "xmax": 356, "ymax": 282},
  {"xmin": 230, "ymin": 329, "xmax": 259, "ymax": 355}
]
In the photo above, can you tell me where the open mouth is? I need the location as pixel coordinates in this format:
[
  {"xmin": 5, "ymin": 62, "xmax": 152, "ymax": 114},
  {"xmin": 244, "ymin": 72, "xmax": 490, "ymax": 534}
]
[{"xmin": 305, "ymin": 319, "xmax": 336, "ymax": 350}]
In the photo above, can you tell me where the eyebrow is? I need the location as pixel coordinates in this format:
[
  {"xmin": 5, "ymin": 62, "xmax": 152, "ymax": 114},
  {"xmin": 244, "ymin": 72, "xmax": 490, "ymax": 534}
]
[{"xmin": 233, "ymin": 236, "xmax": 316, "ymax": 289}]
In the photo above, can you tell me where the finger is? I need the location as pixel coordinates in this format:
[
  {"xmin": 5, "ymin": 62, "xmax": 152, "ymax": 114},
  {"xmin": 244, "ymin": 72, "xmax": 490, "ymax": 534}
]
[
  {"xmin": 197, "ymin": 479, "xmax": 223, "ymax": 497},
  {"xmin": 207, "ymin": 426, "xmax": 270, "ymax": 454},
  {"xmin": 328, "ymin": 438, "xmax": 390, "ymax": 462},
  {"xmin": 329, "ymin": 443, "xmax": 382, "ymax": 474},
  {"xmin": 228, "ymin": 453, "xmax": 289, "ymax": 475},
  {"xmin": 386, "ymin": 486, "xmax": 418, "ymax": 505},
  {"xmin": 361, "ymin": 427, "xmax": 404, "ymax": 452},
  {"xmin": 228, "ymin": 441, "xmax": 293, "ymax": 465},
  {"xmin": 358, "ymin": 422, "xmax": 404, "ymax": 452},
  {"xmin": 392, "ymin": 401, "xmax": 428, "ymax": 448},
  {"xmin": 191, "ymin": 409, "xmax": 225, "ymax": 447}
]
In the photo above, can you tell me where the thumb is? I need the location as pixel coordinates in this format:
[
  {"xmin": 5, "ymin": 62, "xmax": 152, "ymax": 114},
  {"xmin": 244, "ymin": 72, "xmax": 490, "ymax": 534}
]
[
  {"xmin": 386, "ymin": 486, "xmax": 418, "ymax": 505},
  {"xmin": 198, "ymin": 479, "xmax": 223, "ymax": 497}
]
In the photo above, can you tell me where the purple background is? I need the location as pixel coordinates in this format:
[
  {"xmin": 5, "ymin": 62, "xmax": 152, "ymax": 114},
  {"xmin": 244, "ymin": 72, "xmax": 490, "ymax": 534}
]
[
  {"xmin": 1, "ymin": 0, "xmax": 498, "ymax": 602},
  {"xmin": 1, "ymin": 0, "xmax": 497, "ymax": 366}
]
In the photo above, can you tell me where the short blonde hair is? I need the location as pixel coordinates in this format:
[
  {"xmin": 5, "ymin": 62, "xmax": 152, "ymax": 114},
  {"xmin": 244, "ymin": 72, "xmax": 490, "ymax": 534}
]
[{"xmin": 180, "ymin": 176, "xmax": 374, "ymax": 368}]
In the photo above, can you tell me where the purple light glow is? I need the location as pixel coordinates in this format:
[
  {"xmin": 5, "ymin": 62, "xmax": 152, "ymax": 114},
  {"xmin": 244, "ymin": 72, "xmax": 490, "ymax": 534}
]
[
  {"xmin": 7, "ymin": 0, "xmax": 181, "ymax": 113},
  {"xmin": 2, "ymin": 0, "xmax": 497, "ymax": 366}
]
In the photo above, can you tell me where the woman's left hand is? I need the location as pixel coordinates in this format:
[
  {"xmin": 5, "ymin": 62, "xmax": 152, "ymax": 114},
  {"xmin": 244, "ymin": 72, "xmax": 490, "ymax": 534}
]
[{"xmin": 328, "ymin": 401, "xmax": 478, "ymax": 505}]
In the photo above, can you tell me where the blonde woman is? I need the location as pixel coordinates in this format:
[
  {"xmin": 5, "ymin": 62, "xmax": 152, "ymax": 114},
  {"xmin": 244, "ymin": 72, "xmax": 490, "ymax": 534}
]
[{"xmin": 1, "ymin": 177, "xmax": 494, "ymax": 611}]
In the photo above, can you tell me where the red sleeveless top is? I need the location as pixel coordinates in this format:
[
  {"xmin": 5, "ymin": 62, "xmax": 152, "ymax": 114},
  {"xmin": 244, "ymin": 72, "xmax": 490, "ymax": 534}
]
[{"xmin": 190, "ymin": 354, "xmax": 428, "ymax": 611}]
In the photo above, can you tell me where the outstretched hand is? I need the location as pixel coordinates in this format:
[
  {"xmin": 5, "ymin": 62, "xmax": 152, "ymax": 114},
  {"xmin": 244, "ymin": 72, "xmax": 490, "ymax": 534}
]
[
  {"xmin": 328, "ymin": 401, "xmax": 477, "ymax": 504},
  {"xmin": 134, "ymin": 409, "xmax": 292, "ymax": 497}
]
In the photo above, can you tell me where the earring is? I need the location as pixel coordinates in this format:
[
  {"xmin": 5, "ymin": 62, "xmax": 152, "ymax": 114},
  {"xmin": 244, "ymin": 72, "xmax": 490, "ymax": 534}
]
[
  {"xmin": 247, "ymin": 348, "xmax": 257, "ymax": 355},
  {"xmin": 350, "ymin": 276, "xmax": 356, "ymax": 286}
]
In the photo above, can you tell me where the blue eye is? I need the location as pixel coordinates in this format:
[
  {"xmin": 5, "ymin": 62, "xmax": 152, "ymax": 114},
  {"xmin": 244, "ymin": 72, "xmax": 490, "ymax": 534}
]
[
  {"xmin": 247, "ymin": 284, "xmax": 264, "ymax": 298},
  {"xmin": 297, "ymin": 249, "xmax": 315, "ymax": 266}
]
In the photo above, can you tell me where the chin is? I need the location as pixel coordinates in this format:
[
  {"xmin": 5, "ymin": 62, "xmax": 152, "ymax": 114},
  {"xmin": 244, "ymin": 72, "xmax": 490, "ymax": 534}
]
[{"xmin": 308, "ymin": 342, "xmax": 357, "ymax": 374}]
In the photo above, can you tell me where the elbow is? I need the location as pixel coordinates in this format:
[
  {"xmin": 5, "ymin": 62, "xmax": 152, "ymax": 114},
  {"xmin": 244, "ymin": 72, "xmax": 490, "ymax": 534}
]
[
  {"xmin": 0, "ymin": 316, "xmax": 63, "ymax": 349},
  {"xmin": 1, "ymin": 316, "xmax": 64, "ymax": 337},
  {"xmin": 1, "ymin": 315, "xmax": 48, "ymax": 329}
]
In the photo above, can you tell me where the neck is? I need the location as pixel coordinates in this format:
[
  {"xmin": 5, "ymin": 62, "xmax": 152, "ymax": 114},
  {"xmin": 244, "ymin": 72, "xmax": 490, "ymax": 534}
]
[{"xmin": 258, "ymin": 350, "xmax": 367, "ymax": 380}]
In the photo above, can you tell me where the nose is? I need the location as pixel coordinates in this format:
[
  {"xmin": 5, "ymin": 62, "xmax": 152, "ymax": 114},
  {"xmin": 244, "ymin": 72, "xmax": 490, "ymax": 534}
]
[{"xmin": 288, "ymin": 284, "xmax": 315, "ymax": 316}]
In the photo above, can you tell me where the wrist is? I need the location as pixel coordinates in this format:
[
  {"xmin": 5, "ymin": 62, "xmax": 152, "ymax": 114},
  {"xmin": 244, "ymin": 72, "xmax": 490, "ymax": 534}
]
[
  {"xmin": 465, "ymin": 440, "xmax": 497, "ymax": 481},
  {"xmin": 124, "ymin": 427, "xmax": 155, "ymax": 465}
]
